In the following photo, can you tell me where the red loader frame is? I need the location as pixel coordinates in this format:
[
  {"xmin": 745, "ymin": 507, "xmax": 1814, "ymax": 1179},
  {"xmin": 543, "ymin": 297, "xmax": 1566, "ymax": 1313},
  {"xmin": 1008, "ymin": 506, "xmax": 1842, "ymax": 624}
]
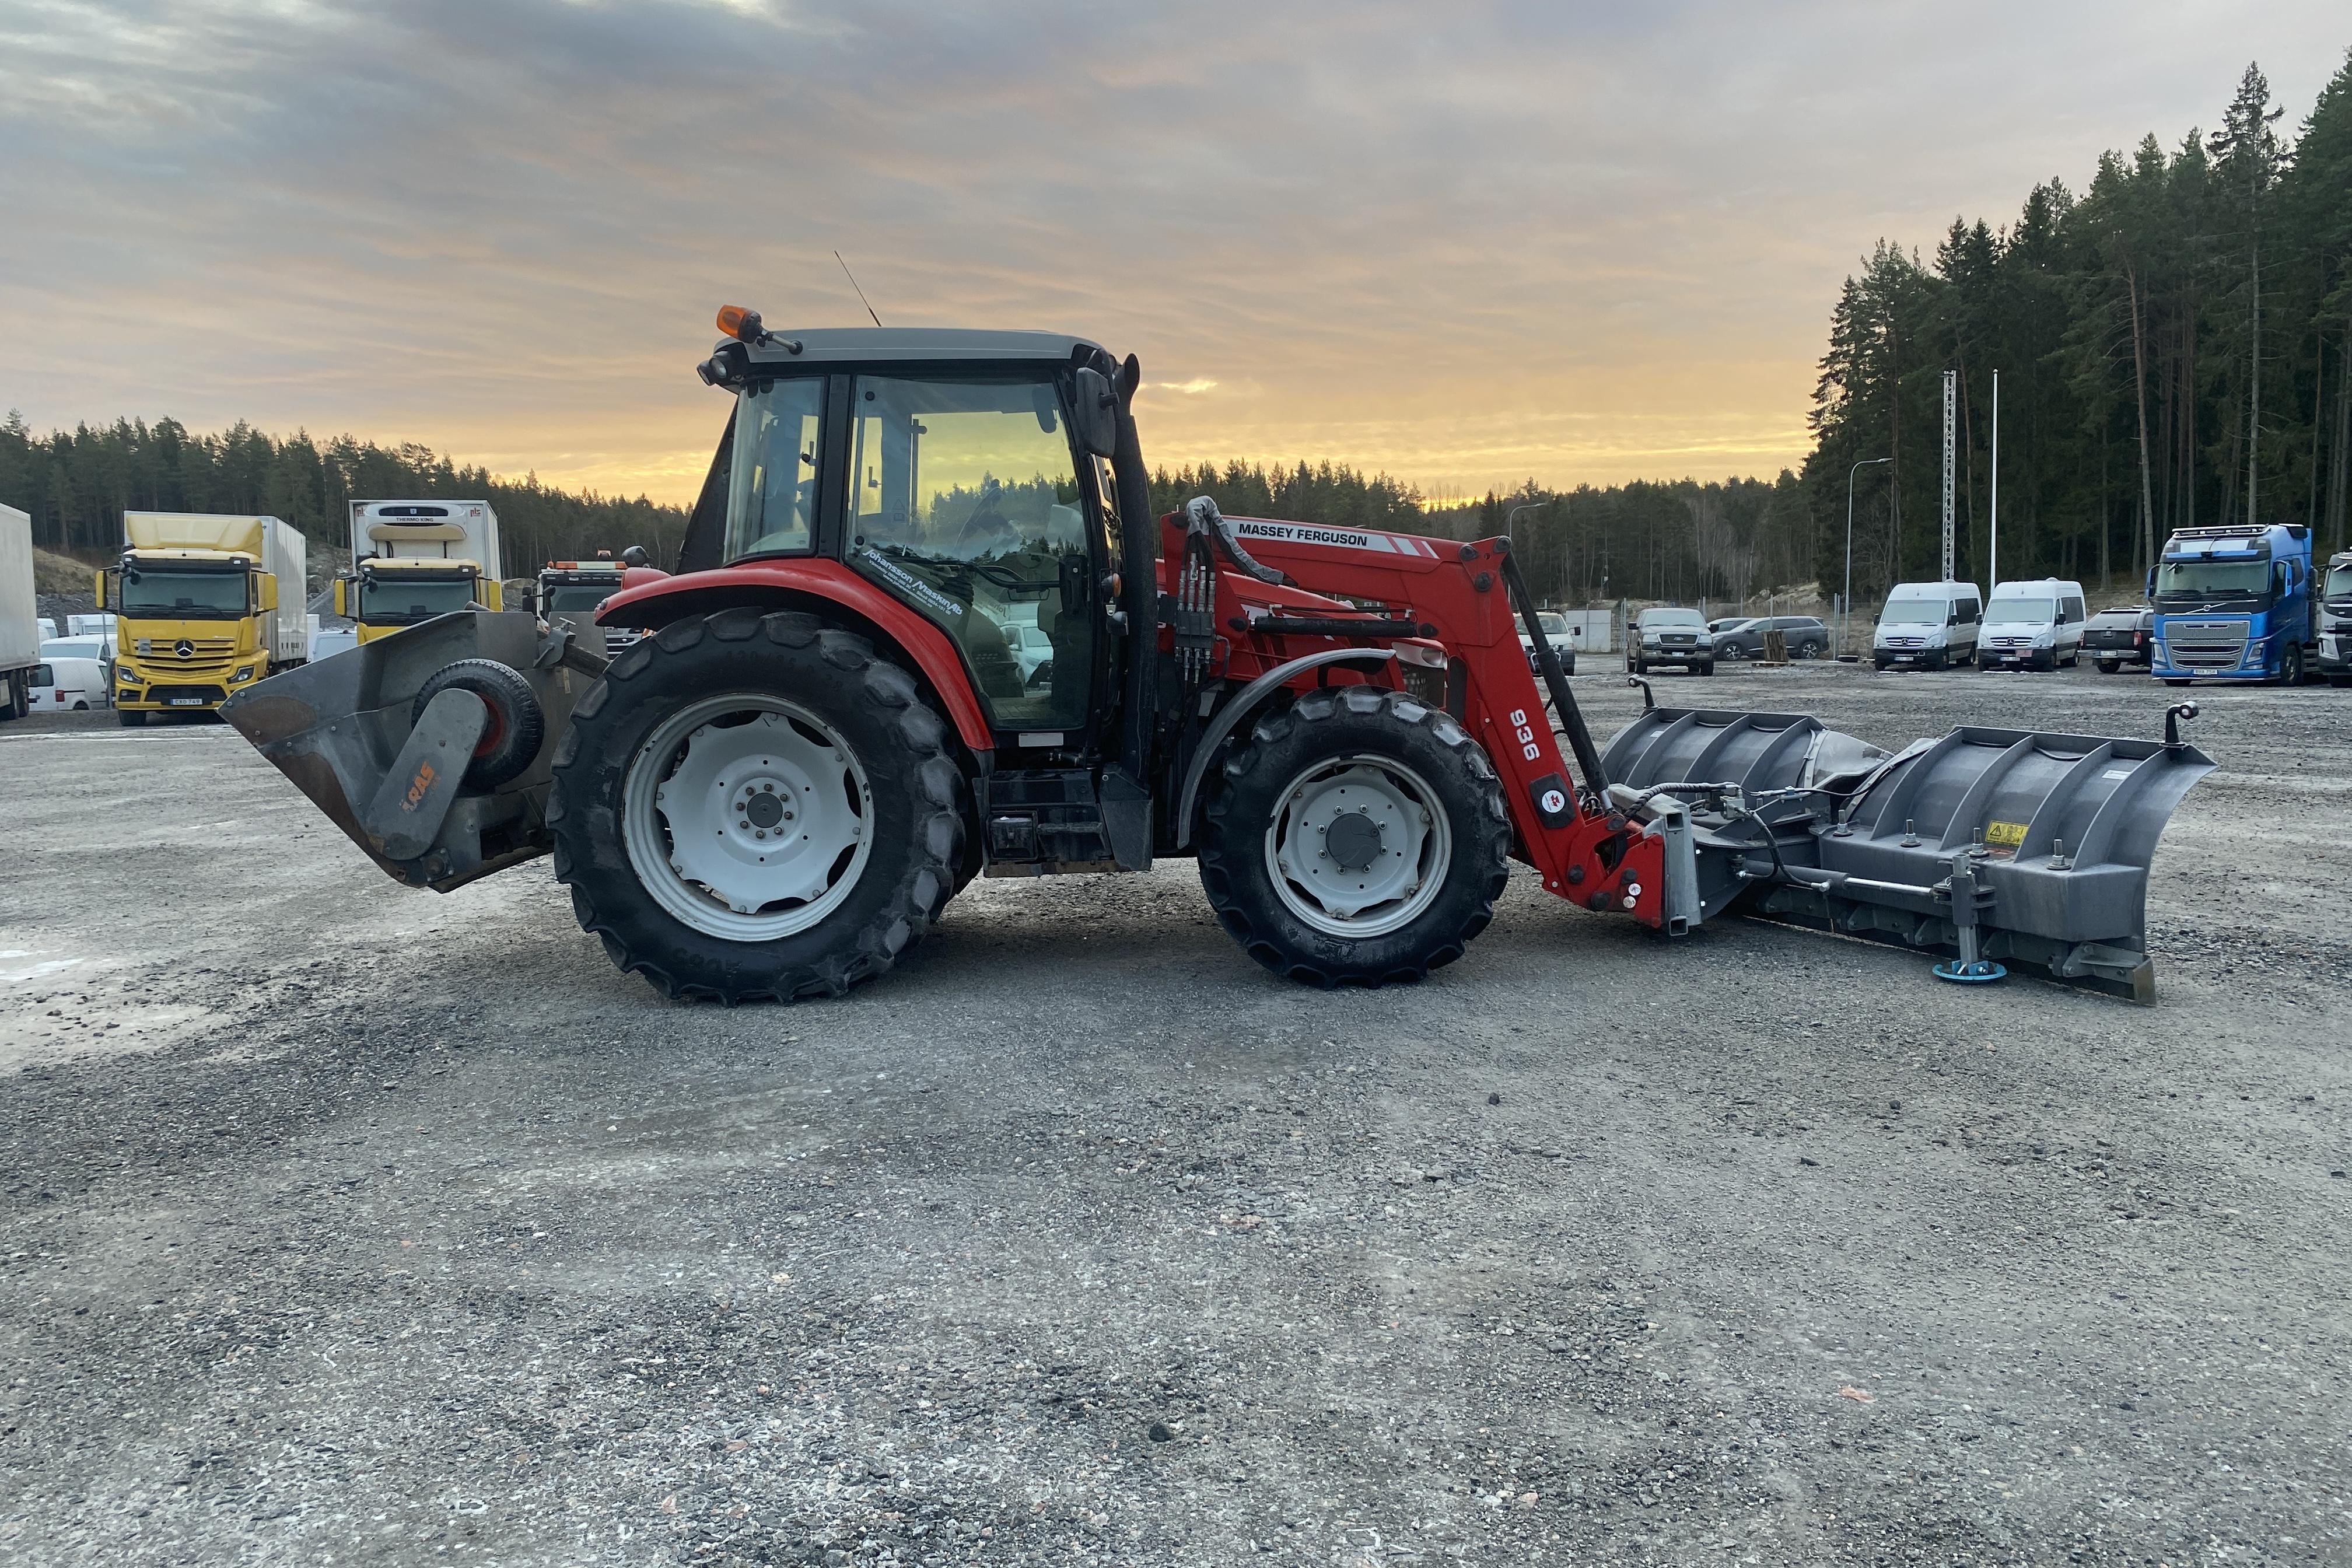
[{"xmin": 1161, "ymin": 512, "xmax": 1667, "ymax": 928}]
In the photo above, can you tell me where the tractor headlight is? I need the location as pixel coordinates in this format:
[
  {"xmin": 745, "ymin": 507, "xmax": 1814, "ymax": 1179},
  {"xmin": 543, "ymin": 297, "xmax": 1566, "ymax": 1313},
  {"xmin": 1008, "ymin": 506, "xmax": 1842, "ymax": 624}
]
[
  {"xmin": 2239, "ymin": 639, "xmax": 2266, "ymax": 670},
  {"xmin": 116, "ymin": 665, "xmax": 142, "ymax": 683},
  {"xmin": 232, "ymin": 665, "xmax": 255, "ymax": 683}
]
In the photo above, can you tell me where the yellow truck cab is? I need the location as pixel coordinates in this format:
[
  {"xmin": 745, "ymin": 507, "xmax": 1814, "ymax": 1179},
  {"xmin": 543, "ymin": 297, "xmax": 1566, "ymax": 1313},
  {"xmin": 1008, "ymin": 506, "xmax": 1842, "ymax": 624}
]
[
  {"xmin": 338, "ymin": 501, "xmax": 503, "ymax": 645},
  {"xmin": 103, "ymin": 512, "xmax": 307, "ymax": 726}
]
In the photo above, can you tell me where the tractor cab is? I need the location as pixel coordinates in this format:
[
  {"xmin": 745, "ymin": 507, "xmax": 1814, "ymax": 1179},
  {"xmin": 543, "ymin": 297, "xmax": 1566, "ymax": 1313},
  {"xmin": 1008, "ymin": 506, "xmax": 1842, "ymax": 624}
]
[{"xmin": 618, "ymin": 318, "xmax": 1163, "ymax": 873}]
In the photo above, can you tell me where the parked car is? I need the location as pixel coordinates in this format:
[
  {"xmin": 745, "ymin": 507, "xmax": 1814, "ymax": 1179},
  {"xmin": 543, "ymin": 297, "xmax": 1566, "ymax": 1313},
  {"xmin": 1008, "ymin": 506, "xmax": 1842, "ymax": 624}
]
[
  {"xmin": 27, "ymin": 657, "xmax": 111, "ymax": 711},
  {"xmin": 2083, "ymin": 605, "xmax": 2155, "ymax": 673},
  {"xmin": 1707, "ymin": 616, "xmax": 1754, "ymax": 636},
  {"xmin": 40, "ymin": 635, "xmax": 114, "ymax": 675},
  {"xmin": 1518, "ymin": 611, "xmax": 1578, "ymax": 675},
  {"xmin": 1629, "ymin": 608, "xmax": 1714, "ymax": 675},
  {"xmin": 1003, "ymin": 623, "xmax": 1055, "ymax": 685},
  {"xmin": 1982, "ymin": 578, "xmax": 2088, "ymax": 670},
  {"xmin": 309, "ymin": 625, "xmax": 360, "ymax": 663},
  {"xmin": 1874, "ymin": 579, "xmax": 1983, "ymax": 669},
  {"xmin": 1715, "ymin": 615, "xmax": 1829, "ymax": 660}
]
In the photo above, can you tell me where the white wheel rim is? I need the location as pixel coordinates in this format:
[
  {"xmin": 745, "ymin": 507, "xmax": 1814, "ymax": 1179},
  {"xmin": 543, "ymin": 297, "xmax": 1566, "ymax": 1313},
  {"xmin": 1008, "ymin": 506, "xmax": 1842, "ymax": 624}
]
[
  {"xmin": 1262, "ymin": 754, "xmax": 1451, "ymax": 939},
  {"xmin": 621, "ymin": 694, "xmax": 874, "ymax": 942}
]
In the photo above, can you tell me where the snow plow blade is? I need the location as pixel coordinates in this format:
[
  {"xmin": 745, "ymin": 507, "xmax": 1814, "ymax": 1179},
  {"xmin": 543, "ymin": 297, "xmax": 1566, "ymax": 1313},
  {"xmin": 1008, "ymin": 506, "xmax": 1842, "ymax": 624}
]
[
  {"xmin": 220, "ymin": 611, "xmax": 607, "ymax": 892},
  {"xmin": 1597, "ymin": 706, "xmax": 2214, "ymax": 1001}
]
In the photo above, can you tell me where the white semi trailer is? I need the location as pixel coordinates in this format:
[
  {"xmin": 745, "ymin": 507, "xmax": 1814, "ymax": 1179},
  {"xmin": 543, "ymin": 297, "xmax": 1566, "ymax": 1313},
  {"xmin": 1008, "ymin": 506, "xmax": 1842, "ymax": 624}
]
[{"xmin": 0, "ymin": 503, "xmax": 38, "ymax": 720}]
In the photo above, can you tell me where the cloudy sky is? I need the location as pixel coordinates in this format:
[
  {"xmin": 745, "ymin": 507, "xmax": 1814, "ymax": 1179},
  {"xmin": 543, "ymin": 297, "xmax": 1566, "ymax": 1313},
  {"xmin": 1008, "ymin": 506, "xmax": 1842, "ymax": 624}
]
[{"xmin": 3, "ymin": 1, "xmax": 2346, "ymax": 505}]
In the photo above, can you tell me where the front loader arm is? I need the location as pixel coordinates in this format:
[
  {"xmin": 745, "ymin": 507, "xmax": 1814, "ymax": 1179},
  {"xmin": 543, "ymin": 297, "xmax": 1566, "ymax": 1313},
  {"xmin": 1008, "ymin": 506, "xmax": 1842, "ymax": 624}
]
[{"xmin": 1183, "ymin": 514, "xmax": 1664, "ymax": 922}]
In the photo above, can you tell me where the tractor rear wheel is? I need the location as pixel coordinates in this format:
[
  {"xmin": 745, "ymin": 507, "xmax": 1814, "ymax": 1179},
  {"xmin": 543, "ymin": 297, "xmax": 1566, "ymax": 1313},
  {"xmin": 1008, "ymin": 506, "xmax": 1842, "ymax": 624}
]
[
  {"xmin": 1199, "ymin": 685, "xmax": 1511, "ymax": 988},
  {"xmin": 550, "ymin": 608, "xmax": 966, "ymax": 1004}
]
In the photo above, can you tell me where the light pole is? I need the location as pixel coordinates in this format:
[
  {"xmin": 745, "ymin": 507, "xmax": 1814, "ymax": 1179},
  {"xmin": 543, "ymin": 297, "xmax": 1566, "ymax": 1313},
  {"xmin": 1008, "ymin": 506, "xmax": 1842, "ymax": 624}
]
[
  {"xmin": 1989, "ymin": 369, "xmax": 1999, "ymax": 592},
  {"xmin": 1845, "ymin": 457, "xmax": 1891, "ymax": 656}
]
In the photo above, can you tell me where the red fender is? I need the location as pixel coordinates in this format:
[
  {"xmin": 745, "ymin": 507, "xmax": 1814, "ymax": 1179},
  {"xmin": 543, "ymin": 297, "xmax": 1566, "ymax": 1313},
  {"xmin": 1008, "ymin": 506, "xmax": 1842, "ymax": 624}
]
[{"xmin": 596, "ymin": 559, "xmax": 995, "ymax": 754}]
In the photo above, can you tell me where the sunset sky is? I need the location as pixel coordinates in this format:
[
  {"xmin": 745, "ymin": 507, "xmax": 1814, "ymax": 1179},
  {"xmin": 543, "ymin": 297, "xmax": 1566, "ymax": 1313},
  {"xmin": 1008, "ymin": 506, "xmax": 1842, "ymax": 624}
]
[{"xmin": 4, "ymin": 1, "xmax": 2347, "ymax": 506}]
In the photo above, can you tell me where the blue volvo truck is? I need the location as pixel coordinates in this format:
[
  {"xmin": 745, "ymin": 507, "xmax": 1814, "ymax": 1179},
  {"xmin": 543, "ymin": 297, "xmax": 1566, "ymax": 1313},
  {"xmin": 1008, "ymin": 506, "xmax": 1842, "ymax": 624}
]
[{"xmin": 2149, "ymin": 523, "xmax": 2316, "ymax": 686}]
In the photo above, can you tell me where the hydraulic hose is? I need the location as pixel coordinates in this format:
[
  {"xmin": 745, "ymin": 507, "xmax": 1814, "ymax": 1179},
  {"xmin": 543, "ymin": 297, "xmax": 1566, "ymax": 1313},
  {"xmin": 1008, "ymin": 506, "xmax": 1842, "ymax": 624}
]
[
  {"xmin": 1185, "ymin": 496, "xmax": 1295, "ymax": 587},
  {"xmin": 1499, "ymin": 548, "xmax": 1608, "ymax": 799}
]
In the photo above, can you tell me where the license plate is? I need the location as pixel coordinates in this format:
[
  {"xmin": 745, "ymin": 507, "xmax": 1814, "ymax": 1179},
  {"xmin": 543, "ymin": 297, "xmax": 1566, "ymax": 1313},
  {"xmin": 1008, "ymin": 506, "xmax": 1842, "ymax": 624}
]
[{"xmin": 167, "ymin": 696, "xmax": 203, "ymax": 706}]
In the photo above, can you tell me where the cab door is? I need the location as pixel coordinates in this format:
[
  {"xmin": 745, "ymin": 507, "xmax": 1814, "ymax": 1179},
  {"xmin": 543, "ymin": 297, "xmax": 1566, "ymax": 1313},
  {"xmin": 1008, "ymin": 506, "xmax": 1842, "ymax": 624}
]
[{"xmin": 841, "ymin": 374, "xmax": 1106, "ymax": 752}]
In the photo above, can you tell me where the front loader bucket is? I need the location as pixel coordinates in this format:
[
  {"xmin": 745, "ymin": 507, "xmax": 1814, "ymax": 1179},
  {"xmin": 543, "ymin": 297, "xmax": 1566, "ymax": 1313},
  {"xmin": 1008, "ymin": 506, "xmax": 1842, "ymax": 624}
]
[
  {"xmin": 222, "ymin": 611, "xmax": 604, "ymax": 892},
  {"xmin": 1599, "ymin": 707, "xmax": 2214, "ymax": 1001}
]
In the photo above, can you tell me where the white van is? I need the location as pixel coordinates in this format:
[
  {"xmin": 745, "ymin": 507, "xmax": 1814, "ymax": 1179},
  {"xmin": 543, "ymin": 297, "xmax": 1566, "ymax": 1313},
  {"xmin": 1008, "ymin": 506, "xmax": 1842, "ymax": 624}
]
[
  {"xmin": 27, "ymin": 657, "xmax": 111, "ymax": 711},
  {"xmin": 1873, "ymin": 580, "xmax": 1983, "ymax": 669},
  {"xmin": 1982, "ymin": 578, "xmax": 2088, "ymax": 670},
  {"xmin": 40, "ymin": 634, "xmax": 115, "ymax": 666},
  {"xmin": 309, "ymin": 625, "xmax": 359, "ymax": 663}
]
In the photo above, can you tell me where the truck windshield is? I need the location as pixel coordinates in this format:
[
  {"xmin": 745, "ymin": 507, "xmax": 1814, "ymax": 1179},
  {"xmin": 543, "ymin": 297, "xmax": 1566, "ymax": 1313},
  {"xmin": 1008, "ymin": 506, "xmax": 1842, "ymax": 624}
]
[
  {"xmin": 2155, "ymin": 559, "xmax": 2269, "ymax": 606},
  {"xmin": 2325, "ymin": 564, "xmax": 2352, "ymax": 602},
  {"xmin": 359, "ymin": 578, "xmax": 477, "ymax": 620},
  {"xmin": 120, "ymin": 566, "xmax": 247, "ymax": 618},
  {"xmin": 1536, "ymin": 613, "xmax": 1568, "ymax": 635},
  {"xmin": 1986, "ymin": 597, "xmax": 2054, "ymax": 621},
  {"xmin": 1641, "ymin": 610, "xmax": 1704, "ymax": 628},
  {"xmin": 1880, "ymin": 599, "xmax": 1941, "ymax": 626},
  {"xmin": 544, "ymin": 585, "xmax": 614, "ymax": 611}
]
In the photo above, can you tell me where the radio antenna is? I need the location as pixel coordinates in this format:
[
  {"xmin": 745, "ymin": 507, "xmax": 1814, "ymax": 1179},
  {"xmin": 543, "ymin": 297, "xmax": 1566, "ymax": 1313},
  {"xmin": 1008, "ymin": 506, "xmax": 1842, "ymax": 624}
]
[{"xmin": 835, "ymin": 251, "xmax": 883, "ymax": 328}]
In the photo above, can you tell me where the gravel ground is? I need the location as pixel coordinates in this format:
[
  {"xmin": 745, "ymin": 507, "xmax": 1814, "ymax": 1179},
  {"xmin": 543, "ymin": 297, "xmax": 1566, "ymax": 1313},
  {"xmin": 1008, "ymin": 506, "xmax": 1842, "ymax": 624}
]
[{"xmin": 1, "ymin": 663, "xmax": 2347, "ymax": 1567}]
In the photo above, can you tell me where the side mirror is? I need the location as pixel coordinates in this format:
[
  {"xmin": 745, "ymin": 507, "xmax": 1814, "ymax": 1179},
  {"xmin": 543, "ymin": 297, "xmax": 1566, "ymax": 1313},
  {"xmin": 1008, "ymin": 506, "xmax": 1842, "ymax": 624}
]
[
  {"xmin": 256, "ymin": 572, "xmax": 278, "ymax": 612},
  {"xmin": 1072, "ymin": 367, "xmax": 1118, "ymax": 459},
  {"xmin": 482, "ymin": 579, "xmax": 503, "ymax": 611},
  {"xmin": 93, "ymin": 569, "xmax": 109, "ymax": 608},
  {"xmin": 2144, "ymin": 567, "xmax": 2157, "ymax": 597},
  {"xmin": 332, "ymin": 578, "xmax": 348, "ymax": 617}
]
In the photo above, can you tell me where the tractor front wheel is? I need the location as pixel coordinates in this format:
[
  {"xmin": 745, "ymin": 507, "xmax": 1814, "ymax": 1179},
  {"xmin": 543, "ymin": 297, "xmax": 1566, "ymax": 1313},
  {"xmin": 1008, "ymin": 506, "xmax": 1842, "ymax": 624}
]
[
  {"xmin": 1199, "ymin": 685, "xmax": 1511, "ymax": 988},
  {"xmin": 550, "ymin": 608, "xmax": 966, "ymax": 1003}
]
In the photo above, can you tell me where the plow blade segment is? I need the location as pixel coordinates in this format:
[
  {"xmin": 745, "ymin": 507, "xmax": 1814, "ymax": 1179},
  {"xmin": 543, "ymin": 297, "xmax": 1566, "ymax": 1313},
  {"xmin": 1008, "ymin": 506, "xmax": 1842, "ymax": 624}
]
[
  {"xmin": 1597, "ymin": 707, "xmax": 1888, "ymax": 798},
  {"xmin": 1600, "ymin": 708, "xmax": 2214, "ymax": 1001},
  {"xmin": 220, "ymin": 611, "xmax": 601, "ymax": 892}
]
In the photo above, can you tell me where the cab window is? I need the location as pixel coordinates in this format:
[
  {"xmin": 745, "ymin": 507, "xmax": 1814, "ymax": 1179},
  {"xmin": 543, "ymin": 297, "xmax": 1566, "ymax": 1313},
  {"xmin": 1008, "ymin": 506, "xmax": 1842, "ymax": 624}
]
[
  {"xmin": 724, "ymin": 377, "xmax": 826, "ymax": 560},
  {"xmin": 845, "ymin": 376, "xmax": 1094, "ymax": 734}
]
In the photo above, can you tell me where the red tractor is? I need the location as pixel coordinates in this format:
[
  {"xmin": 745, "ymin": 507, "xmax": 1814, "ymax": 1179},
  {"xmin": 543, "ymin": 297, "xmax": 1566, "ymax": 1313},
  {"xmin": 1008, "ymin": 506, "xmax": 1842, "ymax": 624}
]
[{"xmin": 225, "ymin": 313, "xmax": 2211, "ymax": 1003}]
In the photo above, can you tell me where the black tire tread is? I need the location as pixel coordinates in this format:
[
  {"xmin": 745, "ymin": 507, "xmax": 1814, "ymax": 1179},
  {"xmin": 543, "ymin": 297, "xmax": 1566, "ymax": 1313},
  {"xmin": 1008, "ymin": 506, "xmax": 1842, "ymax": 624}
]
[
  {"xmin": 550, "ymin": 609, "xmax": 965, "ymax": 1005},
  {"xmin": 1198, "ymin": 685, "xmax": 1511, "ymax": 989}
]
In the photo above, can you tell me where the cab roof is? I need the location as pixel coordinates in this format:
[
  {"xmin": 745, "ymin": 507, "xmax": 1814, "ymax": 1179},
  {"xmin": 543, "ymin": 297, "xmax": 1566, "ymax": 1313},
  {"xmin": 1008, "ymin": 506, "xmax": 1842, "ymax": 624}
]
[{"xmin": 735, "ymin": 328, "xmax": 1110, "ymax": 370}]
